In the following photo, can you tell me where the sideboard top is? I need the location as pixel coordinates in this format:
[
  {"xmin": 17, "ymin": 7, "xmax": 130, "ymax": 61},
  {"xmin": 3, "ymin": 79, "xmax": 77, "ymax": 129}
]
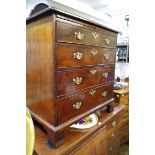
[{"xmin": 26, "ymin": 2, "xmax": 119, "ymax": 34}]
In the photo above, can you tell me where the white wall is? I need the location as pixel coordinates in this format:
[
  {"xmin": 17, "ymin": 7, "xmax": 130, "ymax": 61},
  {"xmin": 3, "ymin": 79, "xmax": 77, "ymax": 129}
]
[{"xmin": 111, "ymin": 13, "xmax": 129, "ymax": 44}]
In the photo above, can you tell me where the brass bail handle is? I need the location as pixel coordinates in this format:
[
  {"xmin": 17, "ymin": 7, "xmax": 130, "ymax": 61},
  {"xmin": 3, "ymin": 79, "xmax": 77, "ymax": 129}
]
[
  {"xmin": 74, "ymin": 52, "xmax": 83, "ymax": 60},
  {"xmin": 73, "ymin": 77, "xmax": 82, "ymax": 85},
  {"xmin": 101, "ymin": 91, "xmax": 107, "ymax": 97},
  {"xmin": 73, "ymin": 102, "xmax": 82, "ymax": 109},
  {"xmin": 104, "ymin": 53, "xmax": 110, "ymax": 60},
  {"xmin": 75, "ymin": 32, "xmax": 84, "ymax": 40},
  {"xmin": 105, "ymin": 38, "xmax": 111, "ymax": 45},
  {"xmin": 103, "ymin": 72, "xmax": 108, "ymax": 78}
]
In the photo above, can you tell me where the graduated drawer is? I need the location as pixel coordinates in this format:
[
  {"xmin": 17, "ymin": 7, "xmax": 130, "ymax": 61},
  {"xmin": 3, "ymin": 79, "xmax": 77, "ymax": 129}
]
[
  {"xmin": 57, "ymin": 83, "xmax": 114, "ymax": 124},
  {"xmin": 56, "ymin": 21, "xmax": 117, "ymax": 48},
  {"xmin": 56, "ymin": 44, "xmax": 116, "ymax": 68},
  {"xmin": 56, "ymin": 66, "xmax": 115, "ymax": 96}
]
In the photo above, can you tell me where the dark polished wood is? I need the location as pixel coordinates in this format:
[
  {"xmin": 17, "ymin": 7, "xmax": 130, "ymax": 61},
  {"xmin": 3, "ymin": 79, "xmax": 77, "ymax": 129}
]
[
  {"xmin": 27, "ymin": 6, "xmax": 118, "ymax": 147},
  {"xmin": 45, "ymin": 127, "xmax": 64, "ymax": 148},
  {"xmin": 56, "ymin": 20, "xmax": 117, "ymax": 48},
  {"xmin": 30, "ymin": 98, "xmax": 115, "ymax": 132},
  {"xmin": 57, "ymin": 83, "xmax": 114, "ymax": 124},
  {"xmin": 57, "ymin": 66, "xmax": 115, "ymax": 96},
  {"xmin": 56, "ymin": 43, "xmax": 116, "ymax": 68},
  {"xmin": 26, "ymin": 15, "xmax": 56, "ymax": 125}
]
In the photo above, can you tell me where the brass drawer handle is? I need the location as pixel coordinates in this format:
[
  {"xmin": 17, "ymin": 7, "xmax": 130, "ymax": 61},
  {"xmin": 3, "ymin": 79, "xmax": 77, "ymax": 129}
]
[
  {"xmin": 103, "ymin": 72, "xmax": 108, "ymax": 78},
  {"xmin": 92, "ymin": 32, "xmax": 99, "ymax": 39},
  {"xmin": 90, "ymin": 49, "xmax": 98, "ymax": 56},
  {"xmin": 73, "ymin": 77, "xmax": 82, "ymax": 85},
  {"xmin": 89, "ymin": 89, "xmax": 96, "ymax": 96},
  {"xmin": 105, "ymin": 38, "xmax": 111, "ymax": 44},
  {"xmin": 75, "ymin": 32, "xmax": 84, "ymax": 40},
  {"xmin": 90, "ymin": 69, "xmax": 97, "ymax": 75},
  {"xmin": 101, "ymin": 91, "xmax": 107, "ymax": 97},
  {"xmin": 74, "ymin": 52, "xmax": 83, "ymax": 60},
  {"xmin": 104, "ymin": 53, "xmax": 110, "ymax": 60},
  {"xmin": 73, "ymin": 102, "xmax": 82, "ymax": 109},
  {"xmin": 112, "ymin": 121, "xmax": 116, "ymax": 127}
]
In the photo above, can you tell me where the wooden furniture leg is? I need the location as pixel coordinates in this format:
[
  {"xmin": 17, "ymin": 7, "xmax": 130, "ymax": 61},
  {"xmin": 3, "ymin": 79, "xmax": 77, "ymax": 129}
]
[
  {"xmin": 107, "ymin": 102, "xmax": 115, "ymax": 112},
  {"xmin": 44, "ymin": 127, "xmax": 64, "ymax": 148}
]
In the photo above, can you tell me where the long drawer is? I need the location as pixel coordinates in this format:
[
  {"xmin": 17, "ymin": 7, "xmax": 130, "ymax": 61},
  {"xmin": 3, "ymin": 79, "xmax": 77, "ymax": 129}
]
[
  {"xmin": 56, "ymin": 21, "xmax": 117, "ymax": 48},
  {"xmin": 57, "ymin": 83, "xmax": 114, "ymax": 124},
  {"xmin": 56, "ymin": 44, "xmax": 116, "ymax": 68},
  {"xmin": 57, "ymin": 66, "xmax": 115, "ymax": 96}
]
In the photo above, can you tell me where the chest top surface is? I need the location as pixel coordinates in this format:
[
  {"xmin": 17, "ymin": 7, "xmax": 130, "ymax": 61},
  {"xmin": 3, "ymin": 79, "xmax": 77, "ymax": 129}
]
[{"xmin": 26, "ymin": 2, "xmax": 118, "ymax": 34}]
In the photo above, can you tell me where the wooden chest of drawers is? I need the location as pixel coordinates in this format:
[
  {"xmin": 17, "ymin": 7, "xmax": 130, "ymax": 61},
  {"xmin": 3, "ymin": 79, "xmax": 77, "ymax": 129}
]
[{"xmin": 26, "ymin": 6, "xmax": 118, "ymax": 147}]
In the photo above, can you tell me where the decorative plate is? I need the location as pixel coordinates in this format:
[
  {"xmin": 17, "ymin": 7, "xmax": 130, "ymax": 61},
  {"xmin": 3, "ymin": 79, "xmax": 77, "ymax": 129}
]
[{"xmin": 70, "ymin": 113, "xmax": 98, "ymax": 129}]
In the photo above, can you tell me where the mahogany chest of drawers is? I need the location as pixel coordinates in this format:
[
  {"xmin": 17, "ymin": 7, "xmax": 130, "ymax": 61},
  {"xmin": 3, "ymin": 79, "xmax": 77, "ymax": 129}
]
[{"xmin": 26, "ymin": 6, "xmax": 118, "ymax": 147}]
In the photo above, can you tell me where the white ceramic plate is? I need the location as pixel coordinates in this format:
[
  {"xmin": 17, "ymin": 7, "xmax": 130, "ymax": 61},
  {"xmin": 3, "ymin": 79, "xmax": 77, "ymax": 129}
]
[{"xmin": 70, "ymin": 113, "xmax": 98, "ymax": 129}]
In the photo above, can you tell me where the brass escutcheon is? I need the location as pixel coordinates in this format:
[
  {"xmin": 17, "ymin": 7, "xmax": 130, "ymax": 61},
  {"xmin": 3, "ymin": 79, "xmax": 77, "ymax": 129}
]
[
  {"xmin": 90, "ymin": 49, "xmax": 98, "ymax": 56},
  {"xmin": 89, "ymin": 89, "xmax": 96, "ymax": 96},
  {"xmin": 90, "ymin": 69, "xmax": 97, "ymax": 75},
  {"xmin": 74, "ymin": 52, "xmax": 83, "ymax": 60},
  {"xmin": 104, "ymin": 53, "xmax": 110, "ymax": 60},
  {"xmin": 105, "ymin": 38, "xmax": 111, "ymax": 44},
  {"xmin": 75, "ymin": 32, "xmax": 84, "ymax": 40},
  {"xmin": 73, "ymin": 102, "xmax": 82, "ymax": 109},
  {"xmin": 92, "ymin": 32, "xmax": 99, "ymax": 39},
  {"xmin": 103, "ymin": 72, "xmax": 108, "ymax": 78},
  {"xmin": 73, "ymin": 77, "xmax": 82, "ymax": 85}
]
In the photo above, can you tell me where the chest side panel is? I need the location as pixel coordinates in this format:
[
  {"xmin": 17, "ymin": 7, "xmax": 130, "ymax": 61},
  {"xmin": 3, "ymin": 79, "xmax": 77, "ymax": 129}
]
[{"xmin": 26, "ymin": 15, "xmax": 56, "ymax": 125}]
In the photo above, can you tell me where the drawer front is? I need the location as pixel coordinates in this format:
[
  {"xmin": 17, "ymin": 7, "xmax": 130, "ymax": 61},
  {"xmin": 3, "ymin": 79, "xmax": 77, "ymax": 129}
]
[
  {"xmin": 57, "ymin": 83, "xmax": 114, "ymax": 124},
  {"xmin": 56, "ymin": 44, "xmax": 116, "ymax": 68},
  {"xmin": 107, "ymin": 129, "xmax": 121, "ymax": 144},
  {"xmin": 57, "ymin": 66, "xmax": 115, "ymax": 96},
  {"xmin": 56, "ymin": 21, "xmax": 117, "ymax": 48},
  {"xmin": 120, "ymin": 125, "xmax": 129, "ymax": 144},
  {"xmin": 106, "ymin": 113, "xmax": 122, "ymax": 134}
]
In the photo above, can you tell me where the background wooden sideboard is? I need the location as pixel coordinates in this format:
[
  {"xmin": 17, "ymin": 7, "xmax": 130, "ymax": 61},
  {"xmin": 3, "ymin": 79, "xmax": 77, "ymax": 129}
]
[
  {"xmin": 113, "ymin": 84, "xmax": 129, "ymax": 146},
  {"xmin": 33, "ymin": 103, "xmax": 129, "ymax": 155}
]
